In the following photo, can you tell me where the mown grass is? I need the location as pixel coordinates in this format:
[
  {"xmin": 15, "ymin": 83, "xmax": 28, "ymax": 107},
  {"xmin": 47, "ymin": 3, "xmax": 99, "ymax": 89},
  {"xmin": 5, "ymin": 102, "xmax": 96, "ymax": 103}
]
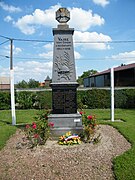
[
  {"xmin": 0, "ymin": 109, "xmax": 39, "ymax": 150},
  {"xmin": 0, "ymin": 109, "xmax": 135, "ymax": 179}
]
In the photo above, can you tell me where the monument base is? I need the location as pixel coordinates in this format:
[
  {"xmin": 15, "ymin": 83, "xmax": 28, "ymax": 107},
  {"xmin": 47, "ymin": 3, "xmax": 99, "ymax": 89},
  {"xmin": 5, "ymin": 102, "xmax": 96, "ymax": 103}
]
[{"xmin": 48, "ymin": 113, "xmax": 83, "ymax": 139}]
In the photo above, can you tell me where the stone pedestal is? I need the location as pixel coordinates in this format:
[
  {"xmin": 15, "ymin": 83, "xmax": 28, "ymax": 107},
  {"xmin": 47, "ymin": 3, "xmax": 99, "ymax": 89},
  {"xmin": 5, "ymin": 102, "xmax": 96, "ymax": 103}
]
[
  {"xmin": 48, "ymin": 8, "xmax": 83, "ymax": 138},
  {"xmin": 49, "ymin": 113, "xmax": 82, "ymax": 139}
]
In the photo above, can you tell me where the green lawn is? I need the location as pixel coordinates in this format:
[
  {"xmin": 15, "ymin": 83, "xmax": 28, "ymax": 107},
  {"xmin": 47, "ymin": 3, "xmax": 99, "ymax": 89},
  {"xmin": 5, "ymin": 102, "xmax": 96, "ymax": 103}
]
[
  {"xmin": 0, "ymin": 109, "xmax": 135, "ymax": 179},
  {"xmin": 0, "ymin": 109, "xmax": 39, "ymax": 150}
]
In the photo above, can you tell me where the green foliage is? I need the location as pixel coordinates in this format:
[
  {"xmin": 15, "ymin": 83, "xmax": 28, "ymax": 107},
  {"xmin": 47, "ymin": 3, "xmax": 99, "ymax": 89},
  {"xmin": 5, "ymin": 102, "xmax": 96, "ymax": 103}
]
[
  {"xmin": 78, "ymin": 89, "xmax": 135, "ymax": 109},
  {"xmin": 16, "ymin": 91, "xmax": 36, "ymax": 109},
  {"xmin": 80, "ymin": 111, "xmax": 100, "ymax": 143},
  {"xmin": 0, "ymin": 89, "xmax": 135, "ymax": 110},
  {"xmin": 34, "ymin": 91, "xmax": 52, "ymax": 109},
  {"xmin": 77, "ymin": 69, "xmax": 98, "ymax": 85},
  {"xmin": 0, "ymin": 91, "xmax": 11, "ymax": 110},
  {"xmin": 79, "ymin": 89, "xmax": 110, "ymax": 109},
  {"xmin": 16, "ymin": 80, "xmax": 28, "ymax": 88},
  {"xmin": 124, "ymin": 89, "xmax": 135, "ymax": 108},
  {"xmin": 16, "ymin": 79, "xmax": 39, "ymax": 89},
  {"xmin": 28, "ymin": 79, "xmax": 39, "ymax": 88},
  {"xmin": 114, "ymin": 90, "xmax": 127, "ymax": 108}
]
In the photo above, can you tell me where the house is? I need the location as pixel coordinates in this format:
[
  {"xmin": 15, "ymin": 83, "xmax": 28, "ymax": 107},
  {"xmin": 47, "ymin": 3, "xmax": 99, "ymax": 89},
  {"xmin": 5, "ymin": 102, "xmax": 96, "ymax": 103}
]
[
  {"xmin": 39, "ymin": 76, "xmax": 51, "ymax": 87},
  {"xmin": 39, "ymin": 82, "xmax": 45, "ymax": 87},
  {"xmin": 0, "ymin": 77, "xmax": 10, "ymax": 90},
  {"xmin": 83, "ymin": 63, "xmax": 135, "ymax": 87},
  {"xmin": 44, "ymin": 76, "xmax": 51, "ymax": 86}
]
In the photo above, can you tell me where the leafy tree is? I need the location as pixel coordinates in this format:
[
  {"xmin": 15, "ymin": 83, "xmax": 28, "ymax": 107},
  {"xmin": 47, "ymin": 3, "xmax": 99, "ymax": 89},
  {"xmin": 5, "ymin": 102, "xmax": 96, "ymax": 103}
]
[
  {"xmin": 16, "ymin": 80, "xmax": 28, "ymax": 88},
  {"xmin": 77, "ymin": 69, "xmax": 98, "ymax": 85},
  {"xmin": 28, "ymin": 79, "xmax": 39, "ymax": 88},
  {"xmin": 16, "ymin": 79, "xmax": 39, "ymax": 89}
]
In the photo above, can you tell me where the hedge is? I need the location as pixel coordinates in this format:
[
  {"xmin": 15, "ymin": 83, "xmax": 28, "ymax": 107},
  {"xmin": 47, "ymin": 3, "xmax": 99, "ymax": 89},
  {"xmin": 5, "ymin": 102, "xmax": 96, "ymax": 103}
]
[
  {"xmin": 16, "ymin": 91, "xmax": 52, "ymax": 109},
  {"xmin": 77, "ymin": 89, "xmax": 135, "ymax": 109},
  {"xmin": 0, "ymin": 91, "xmax": 11, "ymax": 110},
  {"xmin": 0, "ymin": 89, "xmax": 134, "ymax": 110}
]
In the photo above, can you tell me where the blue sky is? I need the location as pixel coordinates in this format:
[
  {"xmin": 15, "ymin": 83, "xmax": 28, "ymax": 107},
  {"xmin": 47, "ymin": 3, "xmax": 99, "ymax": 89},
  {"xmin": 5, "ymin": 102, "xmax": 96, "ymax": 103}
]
[{"xmin": 0, "ymin": 0, "xmax": 135, "ymax": 83}]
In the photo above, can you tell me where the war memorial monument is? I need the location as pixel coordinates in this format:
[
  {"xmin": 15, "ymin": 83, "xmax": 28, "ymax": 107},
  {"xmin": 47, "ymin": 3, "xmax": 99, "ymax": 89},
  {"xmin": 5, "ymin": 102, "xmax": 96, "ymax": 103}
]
[{"xmin": 48, "ymin": 8, "xmax": 83, "ymax": 137}]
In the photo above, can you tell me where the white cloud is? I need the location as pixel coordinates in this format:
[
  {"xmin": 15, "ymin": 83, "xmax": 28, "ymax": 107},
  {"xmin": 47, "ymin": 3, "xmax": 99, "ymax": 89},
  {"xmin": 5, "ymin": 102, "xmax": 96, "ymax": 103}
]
[
  {"xmin": 39, "ymin": 51, "xmax": 53, "ymax": 59},
  {"xmin": 74, "ymin": 51, "xmax": 81, "ymax": 59},
  {"xmin": 14, "ymin": 4, "xmax": 60, "ymax": 35},
  {"xmin": 92, "ymin": 0, "xmax": 110, "ymax": 7},
  {"xmin": 69, "ymin": 7, "xmax": 104, "ymax": 31},
  {"xmin": 43, "ymin": 43, "xmax": 53, "ymax": 51},
  {"xmin": 4, "ymin": 15, "xmax": 13, "ymax": 22},
  {"xmin": 0, "ymin": 67, "xmax": 10, "ymax": 77},
  {"xmin": 110, "ymin": 50, "xmax": 135, "ymax": 63},
  {"xmin": 39, "ymin": 48, "xmax": 81, "ymax": 60},
  {"xmin": 14, "ymin": 61, "xmax": 52, "ymax": 82},
  {"xmin": 74, "ymin": 31, "xmax": 112, "ymax": 50},
  {"xmin": 4, "ymin": 45, "xmax": 22, "ymax": 55},
  {"xmin": 14, "ymin": 47, "xmax": 22, "ymax": 55},
  {"xmin": 14, "ymin": 5, "xmax": 104, "ymax": 35},
  {"xmin": 0, "ymin": 61, "xmax": 52, "ymax": 83},
  {"xmin": 0, "ymin": 2, "xmax": 22, "ymax": 13}
]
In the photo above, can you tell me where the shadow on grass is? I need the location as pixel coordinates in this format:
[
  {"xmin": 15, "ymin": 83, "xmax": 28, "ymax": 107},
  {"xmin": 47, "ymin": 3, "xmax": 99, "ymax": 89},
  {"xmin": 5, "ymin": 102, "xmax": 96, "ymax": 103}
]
[{"xmin": 0, "ymin": 119, "xmax": 11, "ymax": 125}]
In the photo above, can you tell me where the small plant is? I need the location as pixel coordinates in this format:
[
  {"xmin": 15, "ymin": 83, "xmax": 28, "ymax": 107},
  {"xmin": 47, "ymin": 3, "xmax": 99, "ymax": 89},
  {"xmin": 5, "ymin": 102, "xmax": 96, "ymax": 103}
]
[
  {"xmin": 25, "ymin": 110, "xmax": 54, "ymax": 148},
  {"xmin": 80, "ymin": 111, "xmax": 101, "ymax": 143},
  {"xmin": 58, "ymin": 131, "xmax": 81, "ymax": 145}
]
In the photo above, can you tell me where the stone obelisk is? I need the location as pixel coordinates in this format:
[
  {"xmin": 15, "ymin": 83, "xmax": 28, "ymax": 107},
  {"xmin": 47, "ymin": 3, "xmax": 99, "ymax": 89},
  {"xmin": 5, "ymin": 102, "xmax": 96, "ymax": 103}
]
[{"xmin": 48, "ymin": 8, "xmax": 82, "ymax": 138}]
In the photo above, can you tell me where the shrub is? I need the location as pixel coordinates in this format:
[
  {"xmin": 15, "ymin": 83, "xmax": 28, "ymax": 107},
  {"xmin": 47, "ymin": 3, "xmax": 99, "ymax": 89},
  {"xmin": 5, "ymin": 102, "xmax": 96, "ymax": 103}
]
[
  {"xmin": 79, "ymin": 111, "xmax": 101, "ymax": 143},
  {"xmin": 124, "ymin": 89, "xmax": 135, "ymax": 108},
  {"xmin": 80, "ymin": 89, "xmax": 110, "ymax": 109},
  {"xmin": 114, "ymin": 90, "xmax": 127, "ymax": 108},
  {"xmin": 16, "ymin": 91, "xmax": 36, "ymax": 109},
  {"xmin": 33, "ymin": 91, "xmax": 52, "ymax": 109},
  {"xmin": 0, "ymin": 92, "xmax": 11, "ymax": 110},
  {"xmin": 0, "ymin": 89, "xmax": 134, "ymax": 110},
  {"xmin": 25, "ymin": 110, "xmax": 53, "ymax": 148}
]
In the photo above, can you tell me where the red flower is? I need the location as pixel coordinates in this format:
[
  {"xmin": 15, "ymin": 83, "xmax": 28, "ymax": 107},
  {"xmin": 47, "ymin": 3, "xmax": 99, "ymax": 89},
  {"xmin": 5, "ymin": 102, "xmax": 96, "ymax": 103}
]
[
  {"xmin": 26, "ymin": 124, "xmax": 30, "ymax": 129},
  {"xmin": 34, "ymin": 134, "xmax": 39, "ymax": 138},
  {"xmin": 32, "ymin": 123, "xmax": 37, "ymax": 129},
  {"xmin": 87, "ymin": 115, "xmax": 93, "ymax": 120},
  {"xmin": 48, "ymin": 122, "xmax": 54, "ymax": 127},
  {"xmin": 79, "ymin": 111, "xmax": 83, "ymax": 115}
]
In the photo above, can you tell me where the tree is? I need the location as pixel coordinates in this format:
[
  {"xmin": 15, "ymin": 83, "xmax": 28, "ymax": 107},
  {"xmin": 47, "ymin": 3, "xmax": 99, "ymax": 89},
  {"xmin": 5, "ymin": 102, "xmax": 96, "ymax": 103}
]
[
  {"xmin": 16, "ymin": 80, "xmax": 28, "ymax": 88},
  {"xmin": 16, "ymin": 79, "xmax": 40, "ymax": 89},
  {"xmin": 77, "ymin": 69, "xmax": 98, "ymax": 85},
  {"xmin": 28, "ymin": 79, "xmax": 39, "ymax": 88}
]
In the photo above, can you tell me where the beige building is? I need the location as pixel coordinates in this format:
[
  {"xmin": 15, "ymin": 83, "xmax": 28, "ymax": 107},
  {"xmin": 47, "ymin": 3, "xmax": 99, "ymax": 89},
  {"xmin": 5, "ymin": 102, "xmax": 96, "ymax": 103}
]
[{"xmin": 0, "ymin": 77, "xmax": 10, "ymax": 90}]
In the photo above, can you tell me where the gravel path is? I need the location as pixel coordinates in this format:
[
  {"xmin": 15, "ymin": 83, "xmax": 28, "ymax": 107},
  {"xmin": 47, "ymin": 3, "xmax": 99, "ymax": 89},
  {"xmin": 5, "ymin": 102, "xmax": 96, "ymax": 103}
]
[{"xmin": 0, "ymin": 125, "xmax": 131, "ymax": 180}]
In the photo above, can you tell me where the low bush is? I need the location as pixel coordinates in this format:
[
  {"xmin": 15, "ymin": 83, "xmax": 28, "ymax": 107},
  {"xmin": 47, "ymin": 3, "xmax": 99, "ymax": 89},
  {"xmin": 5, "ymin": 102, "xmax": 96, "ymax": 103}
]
[
  {"xmin": 0, "ymin": 92, "xmax": 11, "ymax": 110},
  {"xmin": 0, "ymin": 89, "xmax": 134, "ymax": 110},
  {"xmin": 16, "ymin": 91, "xmax": 36, "ymax": 109},
  {"xmin": 25, "ymin": 110, "xmax": 54, "ymax": 148}
]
